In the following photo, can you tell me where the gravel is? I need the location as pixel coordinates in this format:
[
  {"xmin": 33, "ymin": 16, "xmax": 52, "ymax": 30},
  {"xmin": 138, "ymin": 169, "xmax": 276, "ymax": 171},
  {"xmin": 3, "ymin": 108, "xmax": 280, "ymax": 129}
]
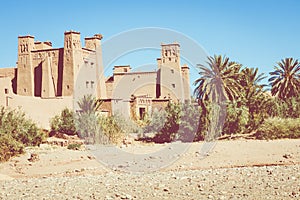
[{"xmin": 0, "ymin": 164, "xmax": 299, "ymax": 200}]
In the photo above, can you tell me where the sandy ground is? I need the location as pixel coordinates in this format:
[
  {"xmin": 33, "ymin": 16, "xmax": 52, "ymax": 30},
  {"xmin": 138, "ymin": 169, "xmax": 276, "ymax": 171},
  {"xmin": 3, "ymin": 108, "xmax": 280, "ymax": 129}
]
[{"xmin": 0, "ymin": 139, "xmax": 299, "ymax": 199}]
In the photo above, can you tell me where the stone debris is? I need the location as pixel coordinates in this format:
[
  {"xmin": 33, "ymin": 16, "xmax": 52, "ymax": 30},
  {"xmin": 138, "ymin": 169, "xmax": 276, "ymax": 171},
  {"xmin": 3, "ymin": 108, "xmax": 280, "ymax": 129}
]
[
  {"xmin": 28, "ymin": 153, "xmax": 39, "ymax": 162},
  {"xmin": 0, "ymin": 164, "xmax": 299, "ymax": 199}
]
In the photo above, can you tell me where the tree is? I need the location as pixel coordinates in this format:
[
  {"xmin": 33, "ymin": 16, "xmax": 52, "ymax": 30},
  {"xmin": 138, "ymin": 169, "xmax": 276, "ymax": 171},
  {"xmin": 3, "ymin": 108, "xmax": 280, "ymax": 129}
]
[
  {"xmin": 77, "ymin": 94, "xmax": 102, "ymax": 115},
  {"xmin": 269, "ymin": 58, "xmax": 300, "ymax": 99},
  {"xmin": 50, "ymin": 108, "xmax": 76, "ymax": 135},
  {"xmin": 239, "ymin": 67, "xmax": 269, "ymax": 131},
  {"xmin": 194, "ymin": 55, "xmax": 241, "ymax": 139},
  {"xmin": 194, "ymin": 55, "xmax": 242, "ymax": 104},
  {"xmin": 75, "ymin": 95, "xmax": 103, "ymax": 144}
]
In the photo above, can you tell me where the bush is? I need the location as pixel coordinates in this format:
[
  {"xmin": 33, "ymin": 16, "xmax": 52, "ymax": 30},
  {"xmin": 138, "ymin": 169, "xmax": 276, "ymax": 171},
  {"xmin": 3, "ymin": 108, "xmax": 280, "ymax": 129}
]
[
  {"xmin": 67, "ymin": 143, "xmax": 82, "ymax": 150},
  {"xmin": 50, "ymin": 108, "xmax": 76, "ymax": 135},
  {"xmin": 144, "ymin": 108, "xmax": 167, "ymax": 134},
  {"xmin": 255, "ymin": 118, "xmax": 300, "ymax": 139},
  {"xmin": 98, "ymin": 115, "xmax": 125, "ymax": 144},
  {"xmin": 223, "ymin": 101, "xmax": 249, "ymax": 135},
  {"xmin": 0, "ymin": 106, "xmax": 45, "ymax": 162},
  {"xmin": 153, "ymin": 102, "xmax": 201, "ymax": 143},
  {"xmin": 0, "ymin": 134, "xmax": 24, "ymax": 162}
]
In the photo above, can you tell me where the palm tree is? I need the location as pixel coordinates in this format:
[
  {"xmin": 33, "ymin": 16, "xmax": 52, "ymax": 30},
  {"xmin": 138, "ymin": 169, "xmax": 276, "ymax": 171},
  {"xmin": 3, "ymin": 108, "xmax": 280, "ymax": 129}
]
[
  {"xmin": 269, "ymin": 58, "xmax": 300, "ymax": 99},
  {"xmin": 194, "ymin": 55, "xmax": 241, "ymax": 103},
  {"xmin": 194, "ymin": 55, "xmax": 242, "ymax": 140},
  {"xmin": 77, "ymin": 94, "xmax": 102, "ymax": 115},
  {"xmin": 240, "ymin": 67, "xmax": 268, "ymax": 130}
]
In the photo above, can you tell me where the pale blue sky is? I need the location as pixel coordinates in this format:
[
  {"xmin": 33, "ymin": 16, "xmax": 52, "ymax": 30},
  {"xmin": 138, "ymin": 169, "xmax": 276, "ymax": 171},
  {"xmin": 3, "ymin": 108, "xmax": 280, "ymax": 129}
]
[{"xmin": 0, "ymin": 0, "xmax": 299, "ymax": 85}]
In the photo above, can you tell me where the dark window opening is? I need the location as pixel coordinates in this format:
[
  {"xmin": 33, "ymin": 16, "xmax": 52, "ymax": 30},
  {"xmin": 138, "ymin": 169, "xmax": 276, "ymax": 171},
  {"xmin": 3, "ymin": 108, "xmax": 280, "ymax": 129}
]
[
  {"xmin": 139, "ymin": 107, "xmax": 146, "ymax": 120},
  {"xmin": 172, "ymin": 83, "xmax": 176, "ymax": 88},
  {"xmin": 4, "ymin": 88, "xmax": 8, "ymax": 94},
  {"xmin": 91, "ymin": 81, "xmax": 94, "ymax": 88},
  {"xmin": 86, "ymin": 81, "xmax": 89, "ymax": 88}
]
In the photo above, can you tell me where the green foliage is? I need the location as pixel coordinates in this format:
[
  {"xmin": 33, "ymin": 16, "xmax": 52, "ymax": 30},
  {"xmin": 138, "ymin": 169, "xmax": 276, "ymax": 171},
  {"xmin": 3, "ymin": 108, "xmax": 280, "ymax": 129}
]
[
  {"xmin": 194, "ymin": 55, "xmax": 242, "ymax": 103},
  {"xmin": 269, "ymin": 58, "xmax": 300, "ymax": 99},
  {"xmin": 255, "ymin": 118, "xmax": 300, "ymax": 139},
  {"xmin": 223, "ymin": 101, "xmax": 249, "ymax": 135},
  {"xmin": 0, "ymin": 134, "xmax": 24, "ymax": 162},
  {"xmin": 144, "ymin": 108, "xmax": 167, "ymax": 134},
  {"xmin": 77, "ymin": 94, "xmax": 102, "ymax": 115},
  {"xmin": 267, "ymin": 96, "xmax": 300, "ymax": 118},
  {"xmin": 98, "ymin": 115, "xmax": 124, "ymax": 144},
  {"xmin": 75, "ymin": 95, "xmax": 107, "ymax": 144},
  {"xmin": 177, "ymin": 103, "xmax": 201, "ymax": 142},
  {"xmin": 161, "ymin": 102, "xmax": 182, "ymax": 137},
  {"xmin": 153, "ymin": 102, "xmax": 201, "ymax": 143},
  {"xmin": 0, "ymin": 106, "xmax": 45, "ymax": 162},
  {"xmin": 67, "ymin": 143, "xmax": 82, "ymax": 150},
  {"xmin": 50, "ymin": 108, "xmax": 76, "ymax": 135}
]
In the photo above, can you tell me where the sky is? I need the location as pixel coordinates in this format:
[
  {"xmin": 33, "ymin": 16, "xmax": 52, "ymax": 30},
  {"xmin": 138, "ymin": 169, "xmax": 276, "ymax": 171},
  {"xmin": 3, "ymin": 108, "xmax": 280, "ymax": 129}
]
[{"xmin": 0, "ymin": 0, "xmax": 299, "ymax": 87}]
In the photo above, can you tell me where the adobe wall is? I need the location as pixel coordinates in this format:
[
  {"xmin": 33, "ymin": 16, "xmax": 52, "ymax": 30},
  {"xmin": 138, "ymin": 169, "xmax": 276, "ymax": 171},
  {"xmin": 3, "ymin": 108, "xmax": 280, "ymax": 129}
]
[
  {"xmin": 111, "ymin": 72, "xmax": 157, "ymax": 99},
  {"xmin": 0, "ymin": 77, "xmax": 13, "ymax": 107},
  {"xmin": 0, "ymin": 68, "xmax": 16, "ymax": 79},
  {"xmin": 8, "ymin": 94, "xmax": 73, "ymax": 129}
]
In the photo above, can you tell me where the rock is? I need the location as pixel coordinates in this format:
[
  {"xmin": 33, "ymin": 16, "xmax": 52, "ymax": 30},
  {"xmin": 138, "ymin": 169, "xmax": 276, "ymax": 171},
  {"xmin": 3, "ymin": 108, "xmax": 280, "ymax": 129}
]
[
  {"xmin": 28, "ymin": 153, "xmax": 39, "ymax": 162},
  {"xmin": 283, "ymin": 154, "xmax": 292, "ymax": 159},
  {"xmin": 87, "ymin": 155, "xmax": 95, "ymax": 160}
]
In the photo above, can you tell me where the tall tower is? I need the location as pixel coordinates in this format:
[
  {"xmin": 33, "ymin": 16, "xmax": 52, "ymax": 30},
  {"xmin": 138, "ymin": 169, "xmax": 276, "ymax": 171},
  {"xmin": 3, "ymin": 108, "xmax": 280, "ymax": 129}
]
[
  {"xmin": 84, "ymin": 34, "xmax": 107, "ymax": 99},
  {"xmin": 158, "ymin": 43, "xmax": 184, "ymax": 101},
  {"xmin": 62, "ymin": 31, "xmax": 83, "ymax": 96},
  {"xmin": 17, "ymin": 35, "xmax": 35, "ymax": 96},
  {"xmin": 181, "ymin": 64, "xmax": 191, "ymax": 101}
]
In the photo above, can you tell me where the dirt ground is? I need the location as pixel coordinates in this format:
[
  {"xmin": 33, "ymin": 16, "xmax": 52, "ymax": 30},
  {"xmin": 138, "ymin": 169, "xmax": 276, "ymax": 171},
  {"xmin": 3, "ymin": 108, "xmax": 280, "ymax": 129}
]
[{"xmin": 0, "ymin": 139, "xmax": 299, "ymax": 199}]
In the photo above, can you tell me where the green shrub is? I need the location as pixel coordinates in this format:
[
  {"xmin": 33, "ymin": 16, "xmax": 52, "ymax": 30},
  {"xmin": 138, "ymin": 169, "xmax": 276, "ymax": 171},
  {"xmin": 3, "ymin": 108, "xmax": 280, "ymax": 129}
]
[
  {"xmin": 223, "ymin": 101, "xmax": 249, "ymax": 135},
  {"xmin": 144, "ymin": 108, "xmax": 167, "ymax": 134},
  {"xmin": 255, "ymin": 117, "xmax": 300, "ymax": 139},
  {"xmin": 153, "ymin": 102, "xmax": 201, "ymax": 143},
  {"xmin": 0, "ymin": 134, "xmax": 24, "ymax": 162},
  {"xmin": 99, "ymin": 115, "xmax": 125, "ymax": 144},
  {"xmin": 50, "ymin": 108, "xmax": 76, "ymax": 135},
  {"xmin": 0, "ymin": 106, "xmax": 45, "ymax": 162},
  {"xmin": 67, "ymin": 143, "xmax": 82, "ymax": 150}
]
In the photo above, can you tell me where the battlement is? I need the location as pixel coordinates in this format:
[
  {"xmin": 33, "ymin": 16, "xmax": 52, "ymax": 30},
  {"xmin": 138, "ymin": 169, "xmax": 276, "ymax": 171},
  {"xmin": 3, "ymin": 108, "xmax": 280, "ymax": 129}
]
[
  {"xmin": 113, "ymin": 65, "xmax": 131, "ymax": 73},
  {"xmin": 64, "ymin": 30, "xmax": 80, "ymax": 35},
  {"xmin": 85, "ymin": 34, "xmax": 103, "ymax": 40},
  {"xmin": 34, "ymin": 41, "xmax": 52, "ymax": 50},
  {"xmin": 18, "ymin": 35, "xmax": 35, "ymax": 39},
  {"xmin": 161, "ymin": 42, "xmax": 180, "ymax": 47}
]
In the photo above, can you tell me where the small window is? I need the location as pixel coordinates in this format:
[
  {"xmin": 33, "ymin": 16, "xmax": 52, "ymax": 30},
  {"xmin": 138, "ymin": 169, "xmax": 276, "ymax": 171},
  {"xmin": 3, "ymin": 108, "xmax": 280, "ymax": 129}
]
[
  {"xmin": 172, "ymin": 84, "xmax": 176, "ymax": 88},
  {"xmin": 171, "ymin": 69, "xmax": 174, "ymax": 74},
  {"xmin": 24, "ymin": 88, "xmax": 27, "ymax": 92},
  {"xmin": 66, "ymin": 85, "xmax": 70, "ymax": 89},
  {"xmin": 91, "ymin": 81, "xmax": 94, "ymax": 88},
  {"xmin": 169, "ymin": 57, "xmax": 171, "ymax": 61},
  {"xmin": 91, "ymin": 62, "xmax": 94, "ymax": 66},
  {"xmin": 86, "ymin": 81, "xmax": 89, "ymax": 88},
  {"xmin": 4, "ymin": 88, "xmax": 8, "ymax": 94}
]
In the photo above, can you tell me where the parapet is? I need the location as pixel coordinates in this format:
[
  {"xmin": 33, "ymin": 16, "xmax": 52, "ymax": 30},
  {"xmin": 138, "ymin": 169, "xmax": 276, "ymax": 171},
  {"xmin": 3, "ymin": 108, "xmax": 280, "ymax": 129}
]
[
  {"xmin": 64, "ymin": 30, "xmax": 80, "ymax": 35},
  {"xmin": 181, "ymin": 64, "xmax": 189, "ymax": 69},
  {"xmin": 34, "ymin": 41, "xmax": 52, "ymax": 50},
  {"xmin": 85, "ymin": 34, "xmax": 103, "ymax": 40},
  {"xmin": 113, "ymin": 65, "xmax": 131, "ymax": 73},
  {"xmin": 18, "ymin": 35, "xmax": 35, "ymax": 39}
]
